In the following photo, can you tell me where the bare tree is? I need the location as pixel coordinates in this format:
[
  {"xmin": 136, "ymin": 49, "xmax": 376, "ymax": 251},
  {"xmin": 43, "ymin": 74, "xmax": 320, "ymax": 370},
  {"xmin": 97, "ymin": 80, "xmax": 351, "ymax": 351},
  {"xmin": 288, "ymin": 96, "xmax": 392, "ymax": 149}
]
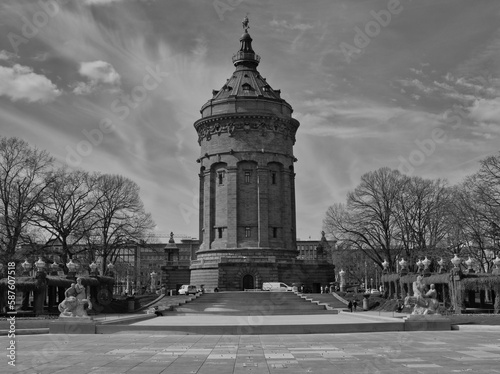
[
  {"xmin": 324, "ymin": 168, "xmax": 404, "ymax": 271},
  {"xmin": 453, "ymin": 153, "xmax": 500, "ymax": 270},
  {"xmin": 395, "ymin": 176, "xmax": 451, "ymax": 265},
  {"xmin": 0, "ymin": 137, "xmax": 54, "ymax": 261},
  {"xmin": 85, "ymin": 174, "xmax": 155, "ymax": 274},
  {"xmin": 31, "ymin": 168, "xmax": 103, "ymax": 268}
]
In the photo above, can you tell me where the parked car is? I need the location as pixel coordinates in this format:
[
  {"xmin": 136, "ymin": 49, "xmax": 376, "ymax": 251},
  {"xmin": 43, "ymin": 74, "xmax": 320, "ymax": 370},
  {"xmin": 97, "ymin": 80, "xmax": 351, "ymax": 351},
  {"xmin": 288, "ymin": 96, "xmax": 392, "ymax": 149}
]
[
  {"xmin": 262, "ymin": 282, "xmax": 293, "ymax": 292},
  {"xmin": 178, "ymin": 285, "xmax": 198, "ymax": 295},
  {"xmin": 370, "ymin": 289, "xmax": 381, "ymax": 296}
]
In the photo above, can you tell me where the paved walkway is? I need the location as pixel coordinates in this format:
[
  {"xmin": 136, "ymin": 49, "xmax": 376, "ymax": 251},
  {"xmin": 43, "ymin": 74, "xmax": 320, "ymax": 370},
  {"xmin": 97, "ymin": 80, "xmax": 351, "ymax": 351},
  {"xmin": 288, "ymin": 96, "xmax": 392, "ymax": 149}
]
[{"xmin": 3, "ymin": 330, "xmax": 500, "ymax": 373}]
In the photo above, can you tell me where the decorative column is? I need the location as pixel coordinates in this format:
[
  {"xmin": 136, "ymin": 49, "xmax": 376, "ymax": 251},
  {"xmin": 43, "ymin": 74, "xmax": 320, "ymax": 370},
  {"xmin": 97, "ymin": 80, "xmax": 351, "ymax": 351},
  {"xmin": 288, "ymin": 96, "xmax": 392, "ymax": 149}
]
[
  {"xmin": 226, "ymin": 167, "xmax": 238, "ymax": 248},
  {"xmin": 450, "ymin": 254, "xmax": 463, "ymax": 314},
  {"xmin": 33, "ymin": 257, "xmax": 47, "ymax": 315},
  {"xmin": 399, "ymin": 258, "xmax": 408, "ymax": 298},
  {"xmin": 21, "ymin": 259, "xmax": 31, "ymax": 310},
  {"xmin": 257, "ymin": 166, "xmax": 269, "ymax": 247}
]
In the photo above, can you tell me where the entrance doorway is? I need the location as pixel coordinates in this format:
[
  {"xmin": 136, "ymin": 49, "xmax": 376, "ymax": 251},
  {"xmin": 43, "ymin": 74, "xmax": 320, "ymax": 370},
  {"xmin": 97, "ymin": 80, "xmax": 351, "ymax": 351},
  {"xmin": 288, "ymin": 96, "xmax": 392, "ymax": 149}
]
[{"xmin": 242, "ymin": 274, "xmax": 254, "ymax": 290}]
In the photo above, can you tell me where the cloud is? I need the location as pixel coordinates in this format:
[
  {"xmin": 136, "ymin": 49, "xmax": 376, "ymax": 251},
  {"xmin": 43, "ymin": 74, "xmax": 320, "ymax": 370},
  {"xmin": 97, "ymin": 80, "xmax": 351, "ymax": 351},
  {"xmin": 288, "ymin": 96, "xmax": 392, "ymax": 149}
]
[
  {"xmin": 83, "ymin": 0, "xmax": 126, "ymax": 5},
  {"xmin": 0, "ymin": 64, "xmax": 61, "ymax": 103},
  {"xmin": 469, "ymin": 98, "xmax": 500, "ymax": 123},
  {"xmin": 398, "ymin": 78, "xmax": 436, "ymax": 94},
  {"xmin": 73, "ymin": 60, "xmax": 121, "ymax": 95},
  {"xmin": 0, "ymin": 50, "xmax": 16, "ymax": 61},
  {"xmin": 270, "ymin": 19, "xmax": 314, "ymax": 31}
]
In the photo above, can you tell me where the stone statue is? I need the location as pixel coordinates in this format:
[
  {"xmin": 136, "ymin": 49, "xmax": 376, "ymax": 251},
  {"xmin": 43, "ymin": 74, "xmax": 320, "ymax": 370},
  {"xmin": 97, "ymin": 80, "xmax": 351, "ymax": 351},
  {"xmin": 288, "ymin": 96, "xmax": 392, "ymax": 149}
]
[
  {"xmin": 242, "ymin": 15, "xmax": 249, "ymax": 32},
  {"xmin": 58, "ymin": 277, "xmax": 92, "ymax": 318},
  {"xmin": 404, "ymin": 276, "xmax": 439, "ymax": 315}
]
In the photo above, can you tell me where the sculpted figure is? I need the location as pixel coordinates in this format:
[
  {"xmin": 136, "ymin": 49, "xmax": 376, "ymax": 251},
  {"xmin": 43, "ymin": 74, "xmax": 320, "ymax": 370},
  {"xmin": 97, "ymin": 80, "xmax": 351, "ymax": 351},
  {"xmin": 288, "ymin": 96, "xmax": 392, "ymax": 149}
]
[
  {"xmin": 58, "ymin": 277, "xmax": 92, "ymax": 318},
  {"xmin": 404, "ymin": 277, "xmax": 440, "ymax": 315}
]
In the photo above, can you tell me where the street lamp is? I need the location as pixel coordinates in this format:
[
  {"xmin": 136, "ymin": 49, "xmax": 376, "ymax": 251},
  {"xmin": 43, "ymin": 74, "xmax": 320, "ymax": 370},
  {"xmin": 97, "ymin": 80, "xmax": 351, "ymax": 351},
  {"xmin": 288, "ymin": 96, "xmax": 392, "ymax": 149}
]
[{"xmin": 364, "ymin": 260, "xmax": 368, "ymax": 293}]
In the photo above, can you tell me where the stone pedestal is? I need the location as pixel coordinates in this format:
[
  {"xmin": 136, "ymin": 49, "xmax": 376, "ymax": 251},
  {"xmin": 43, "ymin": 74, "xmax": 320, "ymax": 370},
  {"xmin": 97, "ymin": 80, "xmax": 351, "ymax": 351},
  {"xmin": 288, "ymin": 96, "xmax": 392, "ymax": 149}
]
[
  {"xmin": 403, "ymin": 315, "xmax": 451, "ymax": 331},
  {"xmin": 50, "ymin": 317, "xmax": 96, "ymax": 334}
]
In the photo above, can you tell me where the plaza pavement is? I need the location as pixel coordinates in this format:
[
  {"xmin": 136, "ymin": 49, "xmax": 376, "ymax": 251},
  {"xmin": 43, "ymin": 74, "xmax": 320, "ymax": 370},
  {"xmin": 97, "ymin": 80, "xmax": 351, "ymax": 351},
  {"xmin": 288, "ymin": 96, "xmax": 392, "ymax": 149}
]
[{"xmin": 3, "ymin": 328, "xmax": 500, "ymax": 374}]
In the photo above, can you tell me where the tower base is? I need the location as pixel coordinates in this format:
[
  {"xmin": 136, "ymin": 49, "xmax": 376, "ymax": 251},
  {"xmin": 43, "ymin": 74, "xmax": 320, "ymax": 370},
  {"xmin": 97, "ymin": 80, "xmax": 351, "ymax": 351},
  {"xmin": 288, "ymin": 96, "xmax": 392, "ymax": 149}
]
[{"xmin": 190, "ymin": 252, "xmax": 335, "ymax": 292}]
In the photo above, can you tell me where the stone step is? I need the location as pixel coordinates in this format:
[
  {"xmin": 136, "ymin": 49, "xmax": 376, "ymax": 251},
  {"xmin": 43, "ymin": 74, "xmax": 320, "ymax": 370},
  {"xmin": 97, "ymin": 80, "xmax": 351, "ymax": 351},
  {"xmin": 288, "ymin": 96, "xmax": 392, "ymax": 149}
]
[{"xmin": 171, "ymin": 291, "xmax": 330, "ymax": 315}]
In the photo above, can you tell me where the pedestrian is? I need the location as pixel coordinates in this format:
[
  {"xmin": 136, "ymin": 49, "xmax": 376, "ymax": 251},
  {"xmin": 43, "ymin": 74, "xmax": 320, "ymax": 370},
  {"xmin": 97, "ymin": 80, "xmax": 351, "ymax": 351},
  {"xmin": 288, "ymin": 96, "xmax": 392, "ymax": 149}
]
[
  {"xmin": 347, "ymin": 300, "xmax": 353, "ymax": 312},
  {"xmin": 320, "ymin": 286, "xmax": 324, "ymax": 294},
  {"xmin": 324, "ymin": 285, "xmax": 329, "ymax": 294},
  {"xmin": 353, "ymin": 300, "xmax": 358, "ymax": 311}
]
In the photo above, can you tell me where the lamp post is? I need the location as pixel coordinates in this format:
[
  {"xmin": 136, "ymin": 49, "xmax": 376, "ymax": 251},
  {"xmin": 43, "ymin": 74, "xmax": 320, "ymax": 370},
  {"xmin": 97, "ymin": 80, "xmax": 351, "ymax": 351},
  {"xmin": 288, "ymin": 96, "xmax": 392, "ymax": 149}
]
[{"xmin": 364, "ymin": 260, "xmax": 368, "ymax": 293}]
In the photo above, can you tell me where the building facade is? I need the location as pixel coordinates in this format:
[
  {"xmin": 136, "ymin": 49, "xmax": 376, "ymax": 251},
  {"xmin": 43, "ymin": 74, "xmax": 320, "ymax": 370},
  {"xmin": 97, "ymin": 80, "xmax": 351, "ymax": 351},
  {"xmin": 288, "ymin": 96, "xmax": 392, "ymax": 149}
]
[{"xmin": 190, "ymin": 19, "xmax": 335, "ymax": 291}]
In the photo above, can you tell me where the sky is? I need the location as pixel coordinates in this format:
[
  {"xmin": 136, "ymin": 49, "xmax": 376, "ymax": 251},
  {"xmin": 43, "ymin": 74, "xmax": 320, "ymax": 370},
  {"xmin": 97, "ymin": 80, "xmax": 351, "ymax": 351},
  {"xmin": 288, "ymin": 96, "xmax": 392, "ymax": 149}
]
[{"xmin": 0, "ymin": 0, "xmax": 499, "ymax": 241}]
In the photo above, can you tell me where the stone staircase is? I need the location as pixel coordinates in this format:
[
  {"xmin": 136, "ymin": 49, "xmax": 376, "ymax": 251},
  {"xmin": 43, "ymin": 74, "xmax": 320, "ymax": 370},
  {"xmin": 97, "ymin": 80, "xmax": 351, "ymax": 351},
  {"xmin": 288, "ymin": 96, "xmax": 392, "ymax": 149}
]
[
  {"xmin": 297, "ymin": 293, "xmax": 349, "ymax": 311},
  {"xmin": 171, "ymin": 291, "xmax": 338, "ymax": 315}
]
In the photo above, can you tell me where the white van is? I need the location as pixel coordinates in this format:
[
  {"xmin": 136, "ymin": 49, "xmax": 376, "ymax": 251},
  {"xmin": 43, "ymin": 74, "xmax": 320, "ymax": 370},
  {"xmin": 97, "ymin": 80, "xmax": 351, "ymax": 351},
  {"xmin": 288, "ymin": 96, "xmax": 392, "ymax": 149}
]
[
  {"xmin": 262, "ymin": 282, "xmax": 292, "ymax": 292},
  {"xmin": 178, "ymin": 285, "xmax": 197, "ymax": 295}
]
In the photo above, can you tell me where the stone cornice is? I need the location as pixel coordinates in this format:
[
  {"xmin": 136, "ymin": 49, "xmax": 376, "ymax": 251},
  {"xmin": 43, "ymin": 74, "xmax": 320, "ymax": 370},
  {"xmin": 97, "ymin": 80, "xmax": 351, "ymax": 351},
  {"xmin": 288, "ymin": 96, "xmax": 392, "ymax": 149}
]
[
  {"xmin": 194, "ymin": 114, "xmax": 300, "ymax": 145},
  {"xmin": 196, "ymin": 150, "xmax": 298, "ymax": 164}
]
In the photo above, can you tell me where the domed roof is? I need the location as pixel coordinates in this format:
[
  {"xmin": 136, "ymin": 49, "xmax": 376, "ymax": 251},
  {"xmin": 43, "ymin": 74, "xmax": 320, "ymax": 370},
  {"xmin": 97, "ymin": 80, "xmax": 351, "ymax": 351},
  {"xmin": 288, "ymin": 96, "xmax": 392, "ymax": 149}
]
[{"xmin": 198, "ymin": 18, "xmax": 294, "ymax": 119}]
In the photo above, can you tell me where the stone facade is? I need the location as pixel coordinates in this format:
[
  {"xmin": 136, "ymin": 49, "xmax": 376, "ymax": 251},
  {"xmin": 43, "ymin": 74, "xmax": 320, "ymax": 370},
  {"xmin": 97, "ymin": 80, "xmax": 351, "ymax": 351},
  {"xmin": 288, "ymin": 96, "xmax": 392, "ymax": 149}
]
[{"xmin": 190, "ymin": 22, "xmax": 335, "ymax": 291}]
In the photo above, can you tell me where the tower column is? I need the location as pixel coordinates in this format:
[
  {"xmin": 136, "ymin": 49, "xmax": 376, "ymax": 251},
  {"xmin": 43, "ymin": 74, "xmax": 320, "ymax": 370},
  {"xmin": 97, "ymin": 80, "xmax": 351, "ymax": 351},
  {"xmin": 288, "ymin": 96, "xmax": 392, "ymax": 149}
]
[
  {"xmin": 257, "ymin": 166, "xmax": 269, "ymax": 247},
  {"xmin": 202, "ymin": 168, "xmax": 212, "ymax": 250},
  {"xmin": 226, "ymin": 167, "xmax": 238, "ymax": 248},
  {"xmin": 282, "ymin": 167, "xmax": 294, "ymax": 250},
  {"xmin": 198, "ymin": 169, "xmax": 205, "ymax": 251}
]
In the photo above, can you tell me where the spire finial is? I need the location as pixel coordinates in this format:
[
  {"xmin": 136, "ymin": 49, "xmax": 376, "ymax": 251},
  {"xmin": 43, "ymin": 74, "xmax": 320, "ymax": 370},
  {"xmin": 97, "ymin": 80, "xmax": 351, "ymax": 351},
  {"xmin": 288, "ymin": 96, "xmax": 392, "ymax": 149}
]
[{"xmin": 242, "ymin": 14, "xmax": 249, "ymax": 32}]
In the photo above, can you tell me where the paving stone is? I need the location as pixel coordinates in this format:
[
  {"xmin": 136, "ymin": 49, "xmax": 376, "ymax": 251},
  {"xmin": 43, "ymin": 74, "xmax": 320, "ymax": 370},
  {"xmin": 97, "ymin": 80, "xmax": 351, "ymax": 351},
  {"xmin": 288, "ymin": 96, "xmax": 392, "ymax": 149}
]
[{"xmin": 3, "ymin": 330, "xmax": 500, "ymax": 373}]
